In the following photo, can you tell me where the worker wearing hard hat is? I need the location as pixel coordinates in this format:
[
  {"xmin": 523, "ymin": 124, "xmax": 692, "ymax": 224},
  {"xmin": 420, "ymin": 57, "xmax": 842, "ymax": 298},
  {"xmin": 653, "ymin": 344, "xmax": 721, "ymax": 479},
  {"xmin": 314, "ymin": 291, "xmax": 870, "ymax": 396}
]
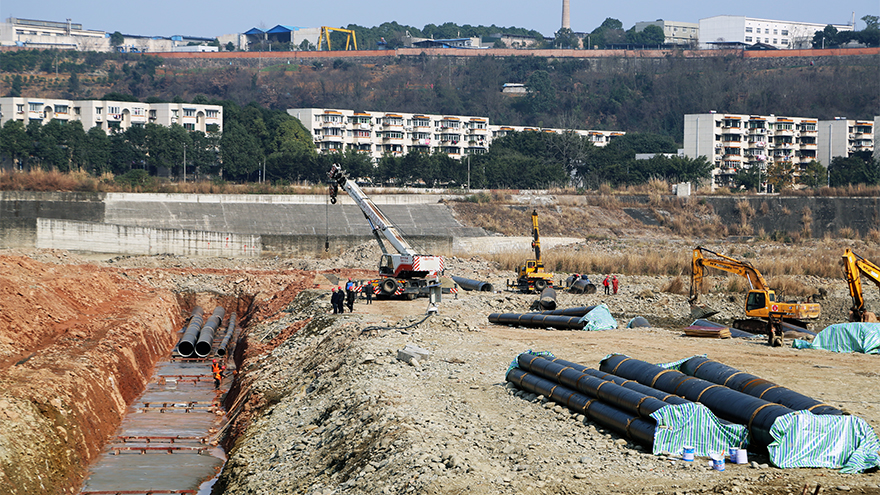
[{"xmin": 211, "ymin": 359, "xmax": 225, "ymax": 390}]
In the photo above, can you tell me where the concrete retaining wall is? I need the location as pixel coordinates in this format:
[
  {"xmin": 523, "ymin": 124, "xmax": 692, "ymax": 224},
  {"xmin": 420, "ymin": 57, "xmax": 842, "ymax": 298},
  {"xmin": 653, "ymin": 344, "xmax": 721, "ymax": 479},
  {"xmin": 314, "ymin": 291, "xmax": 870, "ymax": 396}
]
[{"xmin": 36, "ymin": 219, "xmax": 261, "ymax": 257}]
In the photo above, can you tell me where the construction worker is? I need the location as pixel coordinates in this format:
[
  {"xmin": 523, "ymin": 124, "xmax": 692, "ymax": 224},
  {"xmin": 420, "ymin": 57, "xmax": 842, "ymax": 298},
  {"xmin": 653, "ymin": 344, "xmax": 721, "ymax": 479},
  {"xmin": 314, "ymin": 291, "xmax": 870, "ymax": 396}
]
[
  {"xmin": 612, "ymin": 275, "xmax": 619, "ymax": 295},
  {"xmin": 603, "ymin": 275, "xmax": 611, "ymax": 295},
  {"xmin": 345, "ymin": 278, "xmax": 355, "ymax": 313},
  {"xmin": 211, "ymin": 359, "xmax": 225, "ymax": 390},
  {"xmin": 364, "ymin": 283, "xmax": 373, "ymax": 304}
]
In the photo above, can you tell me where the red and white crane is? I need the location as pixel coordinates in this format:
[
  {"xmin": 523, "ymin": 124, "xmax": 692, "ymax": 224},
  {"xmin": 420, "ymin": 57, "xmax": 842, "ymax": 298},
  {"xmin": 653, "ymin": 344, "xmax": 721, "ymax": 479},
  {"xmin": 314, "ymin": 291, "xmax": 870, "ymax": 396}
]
[{"xmin": 328, "ymin": 164, "xmax": 444, "ymax": 298}]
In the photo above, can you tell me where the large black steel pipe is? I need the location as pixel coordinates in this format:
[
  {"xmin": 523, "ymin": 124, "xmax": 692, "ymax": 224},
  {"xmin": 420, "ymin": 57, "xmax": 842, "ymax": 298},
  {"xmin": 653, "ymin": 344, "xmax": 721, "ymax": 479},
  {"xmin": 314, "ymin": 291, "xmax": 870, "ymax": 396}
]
[
  {"xmin": 195, "ymin": 306, "xmax": 225, "ymax": 358},
  {"xmin": 539, "ymin": 287, "xmax": 557, "ymax": 310},
  {"xmin": 451, "ymin": 276, "xmax": 493, "ymax": 292},
  {"xmin": 216, "ymin": 312, "xmax": 237, "ymax": 357},
  {"xmin": 489, "ymin": 312, "xmax": 584, "ymax": 330},
  {"xmin": 569, "ymin": 279, "xmax": 597, "ymax": 294},
  {"xmin": 176, "ymin": 306, "xmax": 205, "ymax": 358},
  {"xmin": 531, "ymin": 306, "xmax": 597, "ymax": 317},
  {"xmin": 680, "ymin": 356, "xmax": 842, "ymax": 415},
  {"xmin": 506, "ymin": 368, "xmax": 656, "ymax": 446},
  {"xmin": 516, "ymin": 354, "xmax": 670, "ymax": 418},
  {"xmin": 549, "ymin": 358, "xmax": 691, "ymax": 406},
  {"xmin": 600, "ymin": 354, "xmax": 792, "ymax": 447}
]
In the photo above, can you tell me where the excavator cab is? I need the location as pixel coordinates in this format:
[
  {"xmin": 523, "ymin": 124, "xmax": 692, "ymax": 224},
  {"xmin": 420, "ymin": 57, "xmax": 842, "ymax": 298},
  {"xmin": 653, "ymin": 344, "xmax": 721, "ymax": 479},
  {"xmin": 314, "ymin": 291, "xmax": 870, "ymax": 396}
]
[{"xmin": 745, "ymin": 290, "xmax": 776, "ymax": 313}]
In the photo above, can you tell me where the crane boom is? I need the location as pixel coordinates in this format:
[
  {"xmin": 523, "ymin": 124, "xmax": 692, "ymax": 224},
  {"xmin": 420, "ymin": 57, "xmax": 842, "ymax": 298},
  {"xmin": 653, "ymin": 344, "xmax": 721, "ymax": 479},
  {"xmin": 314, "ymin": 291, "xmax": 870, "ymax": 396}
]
[
  {"xmin": 328, "ymin": 164, "xmax": 443, "ymax": 286},
  {"xmin": 842, "ymin": 248, "xmax": 880, "ymax": 321},
  {"xmin": 531, "ymin": 210, "xmax": 541, "ymax": 264}
]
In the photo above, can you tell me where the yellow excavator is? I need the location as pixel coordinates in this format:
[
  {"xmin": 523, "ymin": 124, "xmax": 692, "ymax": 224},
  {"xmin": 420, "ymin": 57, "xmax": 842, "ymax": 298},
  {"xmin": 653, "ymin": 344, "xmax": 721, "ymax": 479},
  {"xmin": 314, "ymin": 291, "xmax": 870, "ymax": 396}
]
[
  {"xmin": 508, "ymin": 210, "xmax": 556, "ymax": 293},
  {"xmin": 842, "ymin": 248, "xmax": 880, "ymax": 322},
  {"xmin": 689, "ymin": 246, "xmax": 821, "ymax": 346}
]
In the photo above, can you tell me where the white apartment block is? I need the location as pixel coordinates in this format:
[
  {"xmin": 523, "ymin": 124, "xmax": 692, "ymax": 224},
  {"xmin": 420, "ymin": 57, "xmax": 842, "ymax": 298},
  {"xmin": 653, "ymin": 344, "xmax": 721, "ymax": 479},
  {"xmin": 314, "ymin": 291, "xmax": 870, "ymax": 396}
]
[
  {"xmin": 634, "ymin": 20, "xmax": 699, "ymax": 46},
  {"xmin": 0, "ymin": 97, "xmax": 223, "ymax": 134},
  {"xmin": 817, "ymin": 118, "xmax": 877, "ymax": 165},
  {"xmin": 288, "ymin": 108, "xmax": 623, "ymax": 161},
  {"xmin": 699, "ymin": 16, "xmax": 852, "ymax": 49},
  {"xmin": 684, "ymin": 113, "xmax": 822, "ymax": 187}
]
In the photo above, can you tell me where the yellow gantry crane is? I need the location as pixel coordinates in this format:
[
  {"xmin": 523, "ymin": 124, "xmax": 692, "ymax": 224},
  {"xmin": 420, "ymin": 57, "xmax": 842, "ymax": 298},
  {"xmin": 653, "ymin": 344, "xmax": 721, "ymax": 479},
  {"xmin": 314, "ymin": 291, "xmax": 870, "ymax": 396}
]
[{"xmin": 320, "ymin": 27, "xmax": 358, "ymax": 51}]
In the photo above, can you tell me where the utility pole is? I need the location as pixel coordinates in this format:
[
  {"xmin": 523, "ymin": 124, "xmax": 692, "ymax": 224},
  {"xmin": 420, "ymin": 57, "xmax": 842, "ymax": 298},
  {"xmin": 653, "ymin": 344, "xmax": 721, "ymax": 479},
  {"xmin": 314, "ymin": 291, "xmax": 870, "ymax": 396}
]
[
  {"xmin": 467, "ymin": 154, "xmax": 471, "ymax": 190},
  {"xmin": 183, "ymin": 144, "xmax": 187, "ymax": 183},
  {"xmin": 827, "ymin": 124, "xmax": 832, "ymax": 187}
]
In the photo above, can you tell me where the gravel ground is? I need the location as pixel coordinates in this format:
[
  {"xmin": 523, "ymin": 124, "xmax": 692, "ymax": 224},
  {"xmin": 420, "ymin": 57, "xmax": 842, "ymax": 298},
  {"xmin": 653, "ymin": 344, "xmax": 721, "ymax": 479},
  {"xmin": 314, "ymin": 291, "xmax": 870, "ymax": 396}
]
[{"xmin": 212, "ymin": 270, "xmax": 880, "ymax": 495}]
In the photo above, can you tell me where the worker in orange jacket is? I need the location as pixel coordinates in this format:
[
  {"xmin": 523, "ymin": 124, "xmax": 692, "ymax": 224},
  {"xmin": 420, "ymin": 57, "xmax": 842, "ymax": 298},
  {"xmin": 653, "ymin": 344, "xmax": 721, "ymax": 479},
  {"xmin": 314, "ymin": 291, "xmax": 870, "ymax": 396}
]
[{"xmin": 211, "ymin": 359, "xmax": 226, "ymax": 390}]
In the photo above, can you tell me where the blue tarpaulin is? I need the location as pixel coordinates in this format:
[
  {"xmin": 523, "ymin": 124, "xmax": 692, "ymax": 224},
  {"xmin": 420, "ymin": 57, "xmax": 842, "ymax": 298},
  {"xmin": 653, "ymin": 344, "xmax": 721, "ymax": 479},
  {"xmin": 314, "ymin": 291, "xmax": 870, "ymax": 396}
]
[
  {"xmin": 768, "ymin": 410, "xmax": 880, "ymax": 473},
  {"xmin": 578, "ymin": 303, "xmax": 617, "ymax": 331},
  {"xmin": 651, "ymin": 403, "xmax": 749, "ymax": 458}
]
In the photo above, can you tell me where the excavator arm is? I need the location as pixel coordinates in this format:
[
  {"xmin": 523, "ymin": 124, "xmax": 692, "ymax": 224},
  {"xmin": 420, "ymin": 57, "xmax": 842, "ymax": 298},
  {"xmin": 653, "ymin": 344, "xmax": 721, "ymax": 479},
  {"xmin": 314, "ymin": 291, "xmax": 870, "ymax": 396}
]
[
  {"xmin": 690, "ymin": 246, "xmax": 769, "ymax": 304},
  {"xmin": 843, "ymin": 248, "xmax": 880, "ymax": 321},
  {"xmin": 530, "ymin": 210, "xmax": 541, "ymax": 265}
]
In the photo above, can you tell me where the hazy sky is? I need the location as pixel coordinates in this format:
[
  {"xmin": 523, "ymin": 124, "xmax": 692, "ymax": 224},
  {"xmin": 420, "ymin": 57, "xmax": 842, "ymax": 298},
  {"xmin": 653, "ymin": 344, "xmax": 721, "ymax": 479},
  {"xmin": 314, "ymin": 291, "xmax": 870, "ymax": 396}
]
[{"xmin": 1, "ymin": 0, "xmax": 876, "ymax": 39}]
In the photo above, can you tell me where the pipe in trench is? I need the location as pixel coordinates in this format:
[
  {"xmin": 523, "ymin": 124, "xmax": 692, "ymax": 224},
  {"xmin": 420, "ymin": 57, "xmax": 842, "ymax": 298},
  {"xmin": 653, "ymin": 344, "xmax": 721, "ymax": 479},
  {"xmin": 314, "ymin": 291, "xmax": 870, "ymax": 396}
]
[
  {"xmin": 488, "ymin": 312, "xmax": 584, "ymax": 330},
  {"xmin": 195, "ymin": 306, "xmax": 226, "ymax": 358},
  {"xmin": 680, "ymin": 356, "xmax": 842, "ymax": 415},
  {"xmin": 506, "ymin": 367, "xmax": 656, "ymax": 446},
  {"xmin": 176, "ymin": 306, "xmax": 205, "ymax": 358},
  {"xmin": 599, "ymin": 354, "xmax": 792, "ymax": 447},
  {"xmin": 216, "ymin": 312, "xmax": 237, "ymax": 357},
  {"xmin": 450, "ymin": 276, "xmax": 493, "ymax": 292},
  {"xmin": 539, "ymin": 287, "xmax": 557, "ymax": 310}
]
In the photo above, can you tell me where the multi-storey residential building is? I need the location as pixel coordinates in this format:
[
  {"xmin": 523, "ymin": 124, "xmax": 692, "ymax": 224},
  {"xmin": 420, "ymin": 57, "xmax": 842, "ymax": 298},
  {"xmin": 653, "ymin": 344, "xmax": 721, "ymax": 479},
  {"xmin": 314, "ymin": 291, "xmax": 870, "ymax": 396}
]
[
  {"xmin": 0, "ymin": 97, "xmax": 223, "ymax": 134},
  {"xmin": 817, "ymin": 118, "xmax": 877, "ymax": 165},
  {"xmin": 699, "ymin": 16, "xmax": 852, "ymax": 49},
  {"xmin": 633, "ymin": 20, "xmax": 699, "ymax": 46},
  {"xmin": 288, "ymin": 108, "xmax": 623, "ymax": 161},
  {"xmin": 683, "ymin": 113, "xmax": 825, "ymax": 187}
]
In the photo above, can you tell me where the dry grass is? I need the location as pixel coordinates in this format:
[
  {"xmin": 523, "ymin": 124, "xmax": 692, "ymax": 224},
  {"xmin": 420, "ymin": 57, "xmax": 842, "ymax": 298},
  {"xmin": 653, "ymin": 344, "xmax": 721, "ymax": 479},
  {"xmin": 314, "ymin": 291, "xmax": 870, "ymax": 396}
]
[
  {"xmin": 768, "ymin": 276, "xmax": 817, "ymax": 299},
  {"xmin": 0, "ymin": 169, "xmax": 327, "ymax": 195},
  {"xmin": 867, "ymin": 229, "xmax": 880, "ymax": 245},
  {"xmin": 782, "ymin": 184, "xmax": 880, "ymax": 197},
  {"xmin": 662, "ymin": 276, "xmax": 687, "ymax": 295}
]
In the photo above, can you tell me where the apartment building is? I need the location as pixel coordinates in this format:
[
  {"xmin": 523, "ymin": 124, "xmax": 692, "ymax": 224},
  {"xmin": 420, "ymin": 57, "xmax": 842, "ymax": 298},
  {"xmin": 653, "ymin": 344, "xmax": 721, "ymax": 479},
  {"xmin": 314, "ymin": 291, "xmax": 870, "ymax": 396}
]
[
  {"xmin": 288, "ymin": 108, "xmax": 623, "ymax": 161},
  {"xmin": 699, "ymin": 15, "xmax": 852, "ymax": 49},
  {"xmin": 633, "ymin": 20, "xmax": 699, "ymax": 46},
  {"xmin": 0, "ymin": 97, "xmax": 223, "ymax": 134},
  {"xmin": 683, "ymin": 113, "xmax": 824, "ymax": 187},
  {"xmin": 817, "ymin": 118, "xmax": 878, "ymax": 165}
]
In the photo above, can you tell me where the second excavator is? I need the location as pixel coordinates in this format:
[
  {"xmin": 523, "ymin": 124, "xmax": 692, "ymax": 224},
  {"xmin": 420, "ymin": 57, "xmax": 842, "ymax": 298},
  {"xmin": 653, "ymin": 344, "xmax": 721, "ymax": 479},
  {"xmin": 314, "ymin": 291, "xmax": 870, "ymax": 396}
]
[
  {"xmin": 842, "ymin": 248, "xmax": 880, "ymax": 322},
  {"xmin": 689, "ymin": 246, "xmax": 821, "ymax": 346}
]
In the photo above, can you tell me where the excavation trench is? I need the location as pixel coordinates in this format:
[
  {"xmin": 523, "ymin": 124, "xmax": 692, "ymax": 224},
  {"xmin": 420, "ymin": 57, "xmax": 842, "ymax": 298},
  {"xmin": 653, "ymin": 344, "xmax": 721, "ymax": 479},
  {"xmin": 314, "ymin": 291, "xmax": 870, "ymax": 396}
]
[
  {"xmin": 0, "ymin": 254, "xmax": 257, "ymax": 495},
  {"xmin": 78, "ymin": 293, "xmax": 253, "ymax": 494}
]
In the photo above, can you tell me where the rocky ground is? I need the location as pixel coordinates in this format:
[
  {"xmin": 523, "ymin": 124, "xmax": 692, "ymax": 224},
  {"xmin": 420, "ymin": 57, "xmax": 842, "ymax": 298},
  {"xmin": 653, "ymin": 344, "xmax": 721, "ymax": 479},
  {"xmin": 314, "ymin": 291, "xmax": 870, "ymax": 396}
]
[{"xmin": 1, "ymin": 239, "xmax": 878, "ymax": 495}]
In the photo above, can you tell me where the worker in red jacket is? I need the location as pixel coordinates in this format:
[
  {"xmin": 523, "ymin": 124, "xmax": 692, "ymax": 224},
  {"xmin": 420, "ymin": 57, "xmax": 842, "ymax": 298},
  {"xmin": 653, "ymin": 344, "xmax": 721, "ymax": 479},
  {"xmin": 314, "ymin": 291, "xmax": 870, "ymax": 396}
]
[
  {"xmin": 602, "ymin": 275, "xmax": 610, "ymax": 295},
  {"xmin": 612, "ymin": 275, "xmax": 619, "ymax": 295}
]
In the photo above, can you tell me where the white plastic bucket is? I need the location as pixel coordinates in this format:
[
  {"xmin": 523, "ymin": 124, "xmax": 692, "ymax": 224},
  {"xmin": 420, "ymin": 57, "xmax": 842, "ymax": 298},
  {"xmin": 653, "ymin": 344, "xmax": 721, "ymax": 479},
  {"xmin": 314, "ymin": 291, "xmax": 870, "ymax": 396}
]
[
  {"xmin": 710, "ymin": 453, "xmax": 725, "ymax": 471},
  {"xmin": 734, "ymin": 448, "xmax": 748, "ymax": 464},
  {"xmin": 682, "ymin": 445, "xmax": 695, "ymax": 462}
]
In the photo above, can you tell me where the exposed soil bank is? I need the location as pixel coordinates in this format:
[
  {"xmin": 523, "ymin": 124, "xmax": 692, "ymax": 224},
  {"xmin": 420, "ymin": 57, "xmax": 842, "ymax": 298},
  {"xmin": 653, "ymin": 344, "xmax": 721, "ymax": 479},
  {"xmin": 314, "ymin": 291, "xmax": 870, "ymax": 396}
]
[{"xmin": 0, "ymin": 255, "xmax": 181, "ymax": 494}]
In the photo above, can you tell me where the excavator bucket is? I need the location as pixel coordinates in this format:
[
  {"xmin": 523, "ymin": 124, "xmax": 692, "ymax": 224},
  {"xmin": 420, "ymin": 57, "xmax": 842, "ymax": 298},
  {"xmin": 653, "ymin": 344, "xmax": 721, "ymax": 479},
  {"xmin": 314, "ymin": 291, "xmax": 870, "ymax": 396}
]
[{"xmin": 689, "ymin": 304, "xmax": 720, "ymax": 320}]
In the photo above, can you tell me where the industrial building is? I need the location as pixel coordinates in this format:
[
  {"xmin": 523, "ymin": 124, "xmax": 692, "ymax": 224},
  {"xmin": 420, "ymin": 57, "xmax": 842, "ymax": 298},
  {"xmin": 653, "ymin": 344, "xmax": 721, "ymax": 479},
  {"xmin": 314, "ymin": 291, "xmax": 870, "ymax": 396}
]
[
  {"xmin": 0, "ymin": 97, "xmax": 223, "ymax": 135},
  {"xmin": 288, "ymin": 108, "xmax": 623, "ymax": 161},
  {"xmin": 698, "ymin": 15, "xmax": 852, "ymax": 49},
  {"xmin": 634, "ymin": 20, "xmax": 699, "ymax": 46},
  {"xmin": 683, "ymin": 113, "xmax": 877, "ymax": 188}
]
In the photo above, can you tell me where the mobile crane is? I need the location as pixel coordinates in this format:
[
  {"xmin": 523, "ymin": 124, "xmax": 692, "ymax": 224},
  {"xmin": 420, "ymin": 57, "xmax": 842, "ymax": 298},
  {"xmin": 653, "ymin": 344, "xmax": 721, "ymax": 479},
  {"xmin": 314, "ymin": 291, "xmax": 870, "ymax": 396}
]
[
  {"xmin": 328, "ymin": 164, "xmax": 443, "ymax": 299},
  {"xmin": 508, "ymin": 210, "xmax": 556, "ymax": 293},
  {"xmin": 689, "ymin": 246, "xmax": 821, "ymax": 346},
  {"xmin": 842, "ymin": 248, "xmax": 880, "ymax": 322}
]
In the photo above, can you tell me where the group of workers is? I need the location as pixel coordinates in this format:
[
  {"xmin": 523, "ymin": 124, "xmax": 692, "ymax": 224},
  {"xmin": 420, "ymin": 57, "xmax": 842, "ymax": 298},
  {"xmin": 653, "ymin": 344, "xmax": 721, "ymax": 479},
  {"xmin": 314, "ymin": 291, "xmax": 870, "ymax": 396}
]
[
  {"xmin": 331, "ymin": 278, "xmax": 375, "ymax": 314},
  {"xmin": 602, "ymin": 275, "xmax": 620, "ymax": 295}
]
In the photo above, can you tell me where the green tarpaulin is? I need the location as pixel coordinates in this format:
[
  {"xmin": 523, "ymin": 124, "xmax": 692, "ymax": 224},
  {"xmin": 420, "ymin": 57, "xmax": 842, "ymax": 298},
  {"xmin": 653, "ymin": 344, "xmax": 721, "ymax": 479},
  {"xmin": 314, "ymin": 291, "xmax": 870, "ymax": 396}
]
[
  {"xmin": 768, "ymin": 410, "xmax": 880, "ymax": 473},
  {"xmin": 792, "ymin": 322, "xmax": 880, "ymax": 354},
  {"xmin": 651, "ymin": 403, "xmax": 749, "ymax": 458}
]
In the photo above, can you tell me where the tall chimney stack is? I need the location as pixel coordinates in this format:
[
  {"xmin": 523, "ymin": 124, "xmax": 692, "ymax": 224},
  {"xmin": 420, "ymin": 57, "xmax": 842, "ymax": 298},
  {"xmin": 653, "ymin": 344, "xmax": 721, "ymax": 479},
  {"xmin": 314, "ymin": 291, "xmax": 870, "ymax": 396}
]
[{"xmin": 561, "ymin": 0, "xmax": 571, "ymax": 30}]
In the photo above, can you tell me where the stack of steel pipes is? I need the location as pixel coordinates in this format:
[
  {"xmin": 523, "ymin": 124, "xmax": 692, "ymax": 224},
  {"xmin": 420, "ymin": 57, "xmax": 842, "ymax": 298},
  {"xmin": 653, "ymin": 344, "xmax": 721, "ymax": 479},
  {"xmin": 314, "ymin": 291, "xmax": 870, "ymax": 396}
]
[
  {"xmin": 506, "ymin": 353, "xmax": 699, "ymax": 448},
  {"xmin": 599, "ymin": 354, "xmax": 843, "ymax": 447},
  {"xmin": 488, "ymin": 305, "xmax": 597, "ymax": 331}
]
